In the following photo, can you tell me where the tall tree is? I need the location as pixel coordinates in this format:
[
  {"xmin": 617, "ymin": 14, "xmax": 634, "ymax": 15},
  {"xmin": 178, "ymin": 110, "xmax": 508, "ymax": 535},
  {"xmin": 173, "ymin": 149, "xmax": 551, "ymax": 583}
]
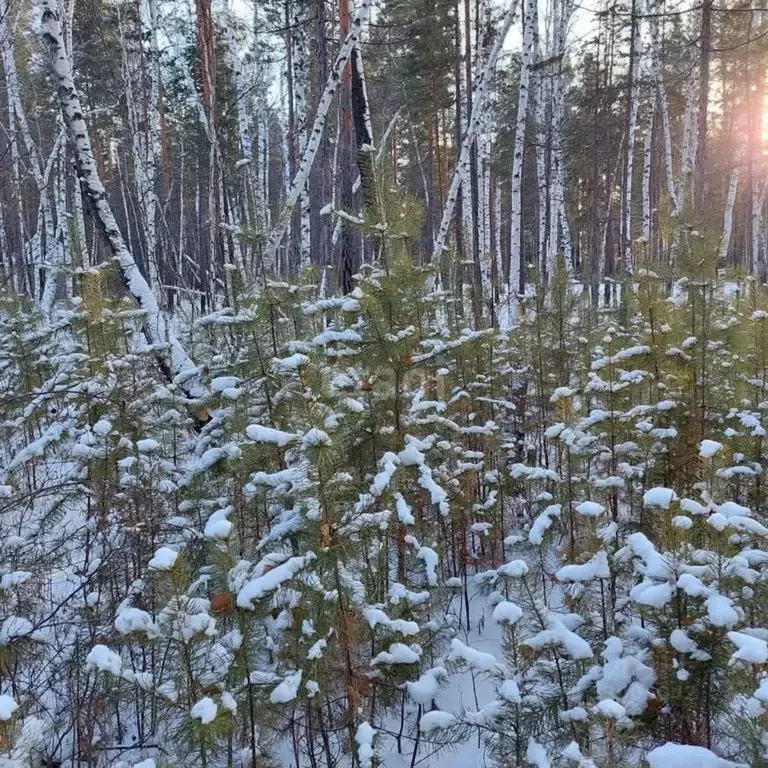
[
  {"xmin": 505, "ymin": 0, "xmax": 535, "ymax": 323},
  {"xmin": 38, "ymin": 0, "xmax": 204, "ymax": 398}
]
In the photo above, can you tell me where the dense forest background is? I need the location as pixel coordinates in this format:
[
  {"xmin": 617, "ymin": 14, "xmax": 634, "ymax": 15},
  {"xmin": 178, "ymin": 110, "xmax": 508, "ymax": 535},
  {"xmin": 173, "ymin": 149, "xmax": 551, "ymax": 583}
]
[{"xmin": 3, "ymin": 0, "xmax": 768, "ymax": 313}]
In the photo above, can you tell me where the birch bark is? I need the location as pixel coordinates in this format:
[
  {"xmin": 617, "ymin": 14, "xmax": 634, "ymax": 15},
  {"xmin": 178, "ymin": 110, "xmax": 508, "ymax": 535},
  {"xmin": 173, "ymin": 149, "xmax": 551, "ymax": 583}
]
[
  {"xmin": 621, "ymin": 0, "xmax": 640, "ymax": 274},
  {"xmin": 509, "ymin": 0, "xmax": 535, "ymax": 298},
  {"xmin": 719, "ymin": 153, "xmax": 742, "ymax": 265},
  {"xmin": 260, "ymin": 0, "xmax": 373, "ymax": 277},
  {"xmin": 0, "ymin": 0, "xmax": 59, "ymax": 307},
  {"xmin": 38, "ymin": 0, "xmax": 204, "ymax": 397},
  {"xmin": 431, "ymin": 0, "xmax": 520, "ymax": 262}
]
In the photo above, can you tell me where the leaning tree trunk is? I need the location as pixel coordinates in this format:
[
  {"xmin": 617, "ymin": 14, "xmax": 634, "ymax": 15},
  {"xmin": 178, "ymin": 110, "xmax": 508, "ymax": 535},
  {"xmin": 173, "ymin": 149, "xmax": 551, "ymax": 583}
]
[
  {"xmin": 259, "ymin": 0, "xmax": 373, "ymax": 281},
  {"xmin": 38, "ymin": 0, "xmax": 205, "ymax": 399},
  {"xmin": 431, "ymin": 0, "xmax": 520, "ymax": 262},
  {"xmin": 350, "ymin": 42, "xmax": 384, "ymax": 261}
]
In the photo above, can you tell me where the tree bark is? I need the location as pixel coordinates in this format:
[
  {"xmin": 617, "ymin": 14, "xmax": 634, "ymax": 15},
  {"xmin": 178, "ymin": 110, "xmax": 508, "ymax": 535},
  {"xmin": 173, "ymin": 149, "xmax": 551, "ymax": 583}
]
[
  {"xmin": 350, "ymin": 44, "xmax": 382, "ymax": 257},
  {"xmin": 719, "ymin": 152, "xmax": 742, "ymax": 266},
  {"xmin": 260, "ymin": 0, "xmax": 373, "ymax": 280},
  {"xmin": 693, "ymin": 0, "xmax": 713, "ymax": 210},
  {"xmin": 502, "ymin": 0, "xmax": 535, "ymax": 327},
  {"xmin": 431, "ymin": 0, "xmax": 520, "ymax": 263},
  {"xmin": 38, "ymin": 0, "xmax": 204, "ymax": 398},
  {"xmin": 621, "ymin": 0, "xmax": 639, "ymax": 275}
]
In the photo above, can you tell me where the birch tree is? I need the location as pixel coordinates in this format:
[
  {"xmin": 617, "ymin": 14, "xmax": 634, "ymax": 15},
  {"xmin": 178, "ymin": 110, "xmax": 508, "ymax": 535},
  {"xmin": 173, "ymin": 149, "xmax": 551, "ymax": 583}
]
[
  {"xmin": 37, "ymin": 0, "xmax": 204, "ymax": 398},
  {"xmin": 431, "ymin": 0, "xmax": 520, "ymax": 263},
  {"xmin": 506, "ymin": 0, "xmax": 535, "ymax": 319},
  {"xmin": 545, "ymin": 0, "xmax": 574, "ymax": 279},
  {"xmin": 119, "ymin": 0, "xmax": 162, "ymax": 297},
  {"xmin": 0, "ymin": 0, "xmax": 60, "ymax": 310},
  {"xmin": 292, "ymin": 0, "xmax": 311, "ymax": 268},
  {"xmin": 260, "ymin": 0, "xmax": 374, "ymax": 278},
  {"xmin": 621, "ymin": 0, "xmax": 640, "ymax": 274},
  {"xmin": 719, "ymin": 154, "xmax": 742, "ymax": 265}
]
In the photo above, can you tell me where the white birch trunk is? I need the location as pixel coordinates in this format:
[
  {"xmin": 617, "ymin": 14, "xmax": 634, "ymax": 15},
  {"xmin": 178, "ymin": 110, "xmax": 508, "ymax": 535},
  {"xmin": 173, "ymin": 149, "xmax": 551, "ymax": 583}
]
[
  {"xmin": 5, "ymin": 69, "xmax": 26, "ymax": 295},
  {"xmin": 719, "ymin": 155, "xmax": 741, "ymax": 265},
  {"xmin": 177, "ymin": 145, "xmax": 186, "ymax": 303},
  {"xmin": 534, "ymin": 63, "xmax": 548, "ymax": 277},
  {"xmin": 0, "ymin": 206, "xmax": 8, "ymax": 284},
  {"xmin": 38, "ymin": 0, "xmax": 204, "ymax": 397},
  {"xmin": 145, "ymin": 0, "xmax": 162, "ymax": 277},
  {"xmin": 459, "ymin": 0, "xmax": 473, "ymax": 263},
  {"xmin": 481, "ymin": 1, "xmax": 493, "ymax": 289},
  {"xmin": 460, "ymin": 129, "xmax": 474, "ymax": 264},
  {"xmin": 226, "ymin": 4, "xmax": 253, "ymax": 161},
  {"xmin": 331, "ymin": 110, "xmax": 342, "ymax": 248},
  {"xmin": 39, "ymin": 128, "xmax": 66, "ymax": 316},
  {"xmin": 678, "ymin": 63, "xmax": 700, "ymax": 214},
  {"xmin": 494, "ymin": 178, "xmax": 503, "ymax": 300},
  {"xmin": 352, "ymin": 41, "xmax": 374, "ymax": 149},
  {"xmin": 645, "ymin": 11, "xmax": 675, "ymax": 236},
  {"xmin": 658, "ymin": 79, "xmax": 679, "ymax": 217},
  {"xmin": 622, "ymin": 3, "xmax": 641, "ymax": 274},
  {"xmin": 293, "ymin": 0, "xmax": 311, "ymax": 269},
  {"xmin": 431, "ymin": 0, "xmax": 520, "ymax": 262},
  {"xmin": 225, "ymin": 1, "xmax": 257, "ymax": 272},
  {"xmin": 72, "ymin": 161, "xmax": 89, "ymax": 268},
  {"xmin": 559, "ymin": 197, "xmax": 572, "ymax": 270},
  {"xmin": 508, "ymin": 0, "xmax": 535, "ymax": 307},
  {"xmin": 640, "ymin": 104, "xmax": 655, "ymax": 245},
  {"xmin": 119, "ymin": 0, "xmax": 161, "ymax": 294},
  {"xmin": 0, "ymin": 0, "xmax": 59, "ymax": 306},
  {"xmin": 546, "ymin": 0, "xmax": 574, "ymax": 278},
  {"xmin": 259, "ymin": 111, "xmax": 271, "ymax": 229},
  {"xmin": 68, "ymin": 0, "xmax": 88, "ymax": 267},
  {"xmin": 752, "ymin": 178, "xmax": 763, "ymax": 277},
  {"xmin": 260, "ymin": 0, "xmax": 374, "ymax": 275},
  {"xmin": 478, "ymin": 125, "xmax": 492, "ymax": 309}
]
